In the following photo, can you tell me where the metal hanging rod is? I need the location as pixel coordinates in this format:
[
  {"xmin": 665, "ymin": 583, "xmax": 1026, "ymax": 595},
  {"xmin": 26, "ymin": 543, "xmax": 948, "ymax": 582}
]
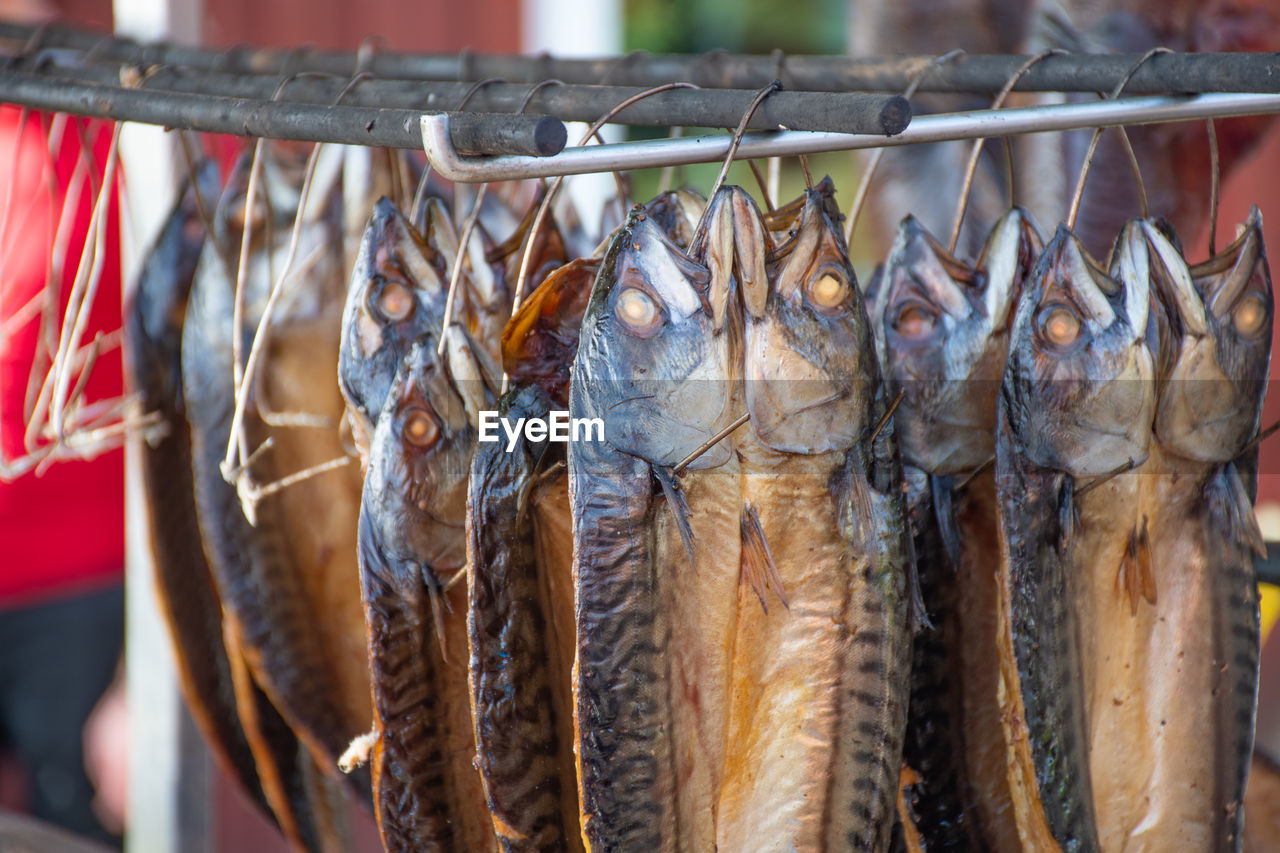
[
  {"xmin": 5, "ymin": 57, "xmax": 911, "ymax": 136},
  {"xmin": 421, "ymin": 93, "xmax": 1280, "ymax": 182},
  {"xmin": 0, "ymin": 68, "xmax": 566, "ymax": 153},
  {"xmin": 4, "ymin": 22, "xmax": 1280, "ymax": 94}
]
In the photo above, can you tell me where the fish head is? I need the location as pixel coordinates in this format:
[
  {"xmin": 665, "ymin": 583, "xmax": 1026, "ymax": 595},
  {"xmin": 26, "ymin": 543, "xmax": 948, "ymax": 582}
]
[
  {"xmin": 642, "ymin": 188, "xmax": 707, "ymax": 253},
  {"xmin": 1158, "ymin": 210, "xmax": 1272, "ymax": 461},
  {"xmin": 339, "ymin": 197, "xmax": 446, "ymax": 460},
  {"xmin": 877, "ymin": 209, "xmax": 1040, "ymax": 473},
  {"xmin": 745, "ymin": 181, "xmax": 872, "ymax": 454},
  {"xmin": 363, "ymin": 338, "xmax": 473, "ymax": 572},
  {"xmin": 494, "ymin": 188, "xmax": 570, "ymax": 293},
  {"xmin": 502, "ymin": 256, "xmax": 597, "ymax": 407},
  {"xmin": 572, "ymin": 206, "xmax": 733, "ymax": 470},
  {"xmin": 1004, "ymin": 224, "xmax": 1155, "ymax": 478}
]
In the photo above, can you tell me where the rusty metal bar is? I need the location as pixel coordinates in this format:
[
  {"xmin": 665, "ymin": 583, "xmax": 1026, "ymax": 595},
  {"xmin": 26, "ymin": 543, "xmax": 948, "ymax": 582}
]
[
  {"xmin": 3, "ymin": 22, "xmax": 1280, "ymax": 94},
  {"xmin": 8, "ymin": 57, "xmax": 911, "ymax": 135},
  {"xmin": 0, "ymin": 68, "xmax": 567, "ymax": 153}
]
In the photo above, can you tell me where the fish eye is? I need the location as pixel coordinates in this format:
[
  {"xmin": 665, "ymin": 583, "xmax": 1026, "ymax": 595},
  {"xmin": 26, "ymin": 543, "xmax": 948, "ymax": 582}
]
[
  {"xmin": 1038, "ymin": 303, "xmax": 1082, "ymax": 349},
  {"xmin": 891, "ymin": 302, "xmax": 938, "ymax": 340},
  {"xmin": 807, "ymin": 266, "xmax": 849, "ymax": 312},
  {"xmin": 402, "ymin": 407, "xmax": 440, "ymax": 449},
  {"xmin": 615, "ymin": 287, "xmax": 662, "ymax": 334},
  {"xmin": 1233, "ymin": 294, "xmax": 1268, "ymax": 338},
  {"xmin": 370, "ymin": 280, "xmax": 414, "ymax": 323}
]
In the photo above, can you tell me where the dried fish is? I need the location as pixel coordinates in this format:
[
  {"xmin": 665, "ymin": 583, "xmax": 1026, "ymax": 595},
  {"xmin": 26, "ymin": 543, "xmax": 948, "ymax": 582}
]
[
  {"xmin": 870, "ymin": 208, "xmax": 1040, "ymax": 851},
  {"xmin": 1084, "ymin": 214, "xmax": 1271, "ymax": 851},
  {"xmin": 997, "ymin": 223, "xmax": 1156, "ymax": 852},
  {"xmin": 719, "ymin": 179, "xmax": 912, "ymax": 853},
  {"xmin": 124, "ymin": 161, "xmax": 273, "ymax": 819},
  {"xmin": 467, "ymin": 256, "xmax": 592, "ymax": 853},
  {"xmin": 358, "ymin": 337, "xmax": 495, "ymax": 852},
  {"xmin": 182, "ymin": 148, "xmax": 360, "ymax": 850},
  {"xmin": 569, "ymin": 203, "xmax": 732, "ymax": 852}
]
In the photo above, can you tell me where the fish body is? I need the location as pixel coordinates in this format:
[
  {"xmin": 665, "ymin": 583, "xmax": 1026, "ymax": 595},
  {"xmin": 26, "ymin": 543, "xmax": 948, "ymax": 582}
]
[
  {"xmin": 997, "ymin": 223, "xmax": 1156, "ymax": 852},
  {"xmin": 719, "ymin": 181, "xmax": 912, "ymax": 853},
  {"xmin": 870, "ymin": 208, "xmax": 1039, "ymax": 851},
  {"xmin": 358, "ymin": 337, "xmax": 495, "ymax": 852},
  {"xmin": 1084, "ymin": 215, "xmax": 1271, "ymax": 852},
  {"xmin": 467, "ymin": 253, "xmax": 596, "ymax": 853},
  {"xmin": 124, "ymin": 161, "xmax": 274, "ymax": 819},
  {"xmin": 182, "ymin": 149, "xmax": 356, "ymax": 850},
  {"xmin": 569, "ymin": 205, "xmax": 732, "ymax": 852}
]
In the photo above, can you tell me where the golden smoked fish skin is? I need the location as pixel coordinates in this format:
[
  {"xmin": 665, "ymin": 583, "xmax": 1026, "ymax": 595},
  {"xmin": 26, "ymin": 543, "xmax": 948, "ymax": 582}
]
[
  {"xmin": 1084, "ymin": 216, "xmax": 1271, "ymax": 852},
  {"xmin": 719, "ymin": 181, "xmax": 911, "ymax": 853}
]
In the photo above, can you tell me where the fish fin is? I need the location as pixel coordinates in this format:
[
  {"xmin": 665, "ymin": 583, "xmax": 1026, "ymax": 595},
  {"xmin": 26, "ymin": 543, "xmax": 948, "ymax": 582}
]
[
  {"xmin": 740, "ymin": 503, "xmax": 788, "ymax": 614},
  {"xmin": 1118, "ymin": 524, "xmax": 1144, "ymax": 616},
  {"xmin": 931, "ymin": 475, "xmax": 963, "ymax": 569},
  {"xmin": 1206, "ymin": 463, "xmax": 1266, "ymax": 558},
  {"xmin": 731, "ymin": 188, "xmax": 770, "ymax": 320},
  {"xmin": 704, "ymin": 193, "xmax": 736, "ymax": 331},
  {"xmin": 655, "ymin": 466, "xmax": 696, "ymax": 570},
  {"xmin": 1138, "ymin": 516, "xmax": 1157, "ymax": 607},
  {"xmin": 422, "ymin": 566, "xmax": 451, "ymax": 665},
  {"xmin": 442, "ymin": 325, "xmax": 495, "ymax": 427}
]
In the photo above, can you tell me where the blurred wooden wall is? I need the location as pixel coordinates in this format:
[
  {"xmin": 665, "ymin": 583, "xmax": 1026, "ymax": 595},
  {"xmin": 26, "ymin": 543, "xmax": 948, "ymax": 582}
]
[
  {"xmin": 54, "ymin": 0, "xmax": 519, "ymax": 51},
  {"xmin": 203, "ymin": 0, "xmax": 520, "ymax": 51}
]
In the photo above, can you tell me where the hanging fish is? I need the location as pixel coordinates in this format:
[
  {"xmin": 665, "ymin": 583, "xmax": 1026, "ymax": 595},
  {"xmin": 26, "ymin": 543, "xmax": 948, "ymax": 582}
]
[
  {"xmin": 1084, "ymin": 214, "xmax": 1271, "ymax": 852},
  {"xmin": 357, "ymin": 335, "xmax": 497, "ymax": 853},
  {"xmin": 568, "ymin": 201, "xmax": 734, "ymax": 852},
  {"xmin": 339, "ymin": 196, "xmax": 451, "ymax": 466},
  {"xmin": 718, "ymin": 178, "xmax": 913, "ymax": 853},
  {"xmin": 182, "ymin": 147, "xmax": 360, "ymax": 851},
  {"xmin": 868, "ymin": 208, "xmax": 1040, "ymax": 851},
  {"xmin": 467, "ymin": 256, "xmax": 593, "ymax": 853},
  {"xmin": 996, "ymin": 223, "xmax": 1157, "ymax": 853},
  {"xmin": 124, "ymin": 160, "xmax": 276, "ymax": 821}
]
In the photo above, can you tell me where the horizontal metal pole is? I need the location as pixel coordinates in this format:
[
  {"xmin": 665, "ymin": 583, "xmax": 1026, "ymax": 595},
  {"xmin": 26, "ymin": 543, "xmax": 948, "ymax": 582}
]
[
  {"xmin": 13, "ymin": 59, "xmax": 910, "ymax": 135},
  {"xmin": 422, "ymin": 92, "xmax": 1280, "ymax": 182},
  {"xmin": 3, "ymin": 23, "xmax": 1280, "ymax": 94},
  {"xmin": 0, "ymin": 69, "xmax": 566, "ymax": 154}
]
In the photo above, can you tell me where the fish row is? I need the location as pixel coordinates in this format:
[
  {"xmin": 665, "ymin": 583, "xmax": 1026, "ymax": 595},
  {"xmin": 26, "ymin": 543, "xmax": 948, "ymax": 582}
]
[
  {"xmin": 123, "ymin": 139, "xmax": 1271, "ymax": 853},
  {"xmin": 867, "ymin": 205, "xmax": 1272, "ymax": 852},
  {"xmin": 333, "ymin": 171, "xmax": 917, "ymax": 853}
]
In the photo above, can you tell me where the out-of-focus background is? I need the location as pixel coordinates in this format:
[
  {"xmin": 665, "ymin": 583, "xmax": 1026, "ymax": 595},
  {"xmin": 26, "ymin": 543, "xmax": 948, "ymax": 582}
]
[{"xmin": 5, "ymin": 0, "xmax": 1280, "ymax": 850}]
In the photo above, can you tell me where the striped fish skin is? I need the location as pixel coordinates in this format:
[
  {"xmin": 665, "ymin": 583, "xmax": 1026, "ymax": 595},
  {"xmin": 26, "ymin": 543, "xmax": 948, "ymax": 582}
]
[
  {"xmin": 358, "ymin": 338, "xmax": 488, "ymax": 852},
  {"xmin": 467, "ymin": 384, "xmax": 573, "ymax": 853},
  {"xmin": 470, "ymin": 256, "xmax": 596, "ymax": 853},
  {"xmin": 569, "ymin": 207, "xmax": 730, "ymax": 852}
]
